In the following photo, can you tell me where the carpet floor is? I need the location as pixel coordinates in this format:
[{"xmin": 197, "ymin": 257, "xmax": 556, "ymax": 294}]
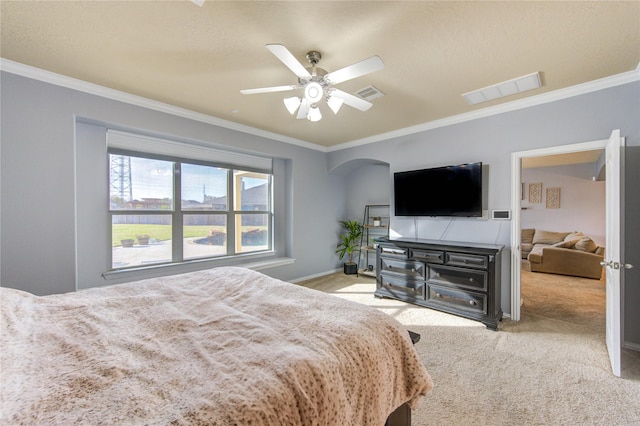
[{"xmin": 298, "ymin": 269, "xmax": 640, "ymax": 425}]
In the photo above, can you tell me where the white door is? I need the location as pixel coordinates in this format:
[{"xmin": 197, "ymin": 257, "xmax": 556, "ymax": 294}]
[{"xmin": 604, "ymin": 129, "xmax": 624, "ymax": 377}]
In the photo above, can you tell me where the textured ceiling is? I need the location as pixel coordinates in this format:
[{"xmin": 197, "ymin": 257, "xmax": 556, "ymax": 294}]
[{"xmin": 1, "ymin": 1, "xmax": 639, "ymax": 147}]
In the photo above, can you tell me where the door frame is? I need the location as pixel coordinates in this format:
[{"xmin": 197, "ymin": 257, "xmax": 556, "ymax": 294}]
[{"xmin": 510, "ymin": 138, "xmax": 608, "ymax": 321}]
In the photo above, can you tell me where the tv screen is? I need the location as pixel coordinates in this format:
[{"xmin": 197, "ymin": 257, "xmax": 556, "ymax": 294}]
[{"xmin": 394, "ymin": 162, "xmax": 482, "ymax": 217}]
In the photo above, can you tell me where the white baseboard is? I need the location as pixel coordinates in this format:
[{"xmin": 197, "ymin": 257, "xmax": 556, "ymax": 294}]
[
  {"xmin": 624, "ymin": 341, "xmax": 640, "ymax": 352},
  {"xmin": 290, "ymin": 268, "xmax": 341, "ymax": 284}
]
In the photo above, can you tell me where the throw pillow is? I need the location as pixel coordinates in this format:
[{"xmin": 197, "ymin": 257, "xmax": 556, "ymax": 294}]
[
  {"xmin": 575, "ymin": 236, "xmax": 598, "ymax": 253},
  {"xmin": 532, "ymin": 229, "xmax": 571, "ymax": 245},
  {"xmin": 564, "ymin": 231, "xmax": 585, "ymax": 242},
  {"xmin": 553, "ymin": 239, "xmax": 581, "ymax": 249}
]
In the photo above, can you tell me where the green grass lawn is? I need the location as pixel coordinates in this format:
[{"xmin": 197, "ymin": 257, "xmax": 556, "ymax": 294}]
[
  {"xmin": 112, "ymin": 225, "xmax": 222, "ymax": 247},
  {"xmin": 112, "ymin": 224, "xmax": 265, "ymax": 246}
]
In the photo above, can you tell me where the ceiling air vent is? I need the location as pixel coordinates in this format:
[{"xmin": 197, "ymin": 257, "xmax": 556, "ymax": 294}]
[
  {"xmin": 462, "ymin": 72, "xmax": 541, "ymax": 105},
  {"xmin": 356, "ymin": 85, "xmax": 385, "ymax": 101}
]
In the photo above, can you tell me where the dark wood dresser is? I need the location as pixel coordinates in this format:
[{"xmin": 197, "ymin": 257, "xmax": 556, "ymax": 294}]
[{"xmin": 375, "ymin": 238, "xmax": 503, "ymax": 330}]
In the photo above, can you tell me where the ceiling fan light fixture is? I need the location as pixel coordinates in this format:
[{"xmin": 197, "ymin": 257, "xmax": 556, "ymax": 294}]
[
  {"xmin": 327, "ymin": 96, "xmax": 344, "ymax": 114},
  {"xmin": 304, "ymin": 82, "xmax": 324, "ymax": 104},
  {"xmin": 283, "ymin": 96, "xmax": 302, "ymax": 115},
  {"xmin": 307, "ymin": 105, "xmax": 322, "ymax": 122},
  {"xmin": 242, "ymin": 44, "xmax": 384, "ymax": 124}
]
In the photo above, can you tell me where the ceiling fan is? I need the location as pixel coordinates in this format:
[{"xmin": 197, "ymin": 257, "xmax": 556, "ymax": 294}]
[{"xmin": 240, "ymin": 44, "xmax": 384, "ymax": 122}]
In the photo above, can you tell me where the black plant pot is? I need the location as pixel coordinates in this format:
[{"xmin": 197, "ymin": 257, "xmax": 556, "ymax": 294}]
[{"xmin": 343, "ymin": 263, "xmax": 358, "ymax": 275}]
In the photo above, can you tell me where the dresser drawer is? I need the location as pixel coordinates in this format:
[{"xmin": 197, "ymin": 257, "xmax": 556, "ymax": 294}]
[
  {"xmin": 380, "ymin": 258, "xmax": 426, "ymax": 279},
  {"xmin": 411, "ymin": 249, "xmax": 444, "ymax": 264},
  {"xmin": 427, "ymin": 265, "xmax": 487, "ymax": 291},
  {"xmin": 379, "ymin": 246, "xmax": 409, "ymax": 257},
  {"xmin": 380, "ymin": 274, "xmax": 426, "ymax": 299},
  {"xmin": 427, "ymin": 284, "xmax": 487, "ymax": 315},
  {"xmin": 446, "ymin": 252, "xmax": 488, "ymax": 269}
]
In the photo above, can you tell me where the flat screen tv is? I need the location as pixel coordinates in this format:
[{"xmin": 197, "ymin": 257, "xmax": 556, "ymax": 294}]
[{"xmin": 394, "ymin": 162, "xmax": 482, "ymax": 217}]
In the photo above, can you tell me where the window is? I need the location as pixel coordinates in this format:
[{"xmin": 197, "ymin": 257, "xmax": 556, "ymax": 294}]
[{"xmin": 109, "ymin": 151, "xmax": 272, "ymax": 270}]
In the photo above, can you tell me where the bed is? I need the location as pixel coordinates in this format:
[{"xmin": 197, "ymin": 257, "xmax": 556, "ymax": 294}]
[{"xmin": 1, "ymin": 266, "xmax": 432, "ymax": 425}]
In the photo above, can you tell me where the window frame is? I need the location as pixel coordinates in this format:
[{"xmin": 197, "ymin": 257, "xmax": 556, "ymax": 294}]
[{"xmin": 108, "ymin": 148, "xmax": 274, "ymax": 271}]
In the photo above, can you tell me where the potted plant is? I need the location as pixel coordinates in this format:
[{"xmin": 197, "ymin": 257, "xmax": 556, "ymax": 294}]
[
  {"xmin": 370, "ymin": 237, "xmax": 379, "ymax": 249},
  {"xmin": 336, "ymin": 219, "xmax": 364, "ymax": 275},
  {"xmin": 372, "ymin": 216, "xmax": 382, "ymax": 227}
]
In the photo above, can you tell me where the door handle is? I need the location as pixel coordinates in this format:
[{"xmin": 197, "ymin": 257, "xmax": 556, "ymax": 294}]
[{"xmin": 600, "ymin": 260, "xmax": 635, "ymax": 270}]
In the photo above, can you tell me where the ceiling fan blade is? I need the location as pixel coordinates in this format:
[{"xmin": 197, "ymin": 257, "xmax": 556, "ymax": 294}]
[
  {"xmin": 296, "ymin": 98, "xmax": 310, "ymax": 119},
  {"xmin": 240, "ymin": 85, "xmax": 297, "ymax": 95},
  {"xmin": 325, "ymin": 56, "xmax": 384, "ymax": 85},
  {"xmin": 266, "ymin": 44, "xmax": 312, "ymax": 79},
  {"xmin": 330, "ymin": 89, "xmax": 373, "ymax": 111}
]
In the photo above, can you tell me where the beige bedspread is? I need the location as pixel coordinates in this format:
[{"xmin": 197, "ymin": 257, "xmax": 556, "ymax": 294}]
[{"xmin": 1, "ymin": 267, "xmax": 432, "ymax": 425}]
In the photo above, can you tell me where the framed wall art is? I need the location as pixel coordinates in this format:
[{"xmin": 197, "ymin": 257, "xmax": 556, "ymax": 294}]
[
  {"xmin": 546, "ymin": 187, "xmax": 560, "ymax": 209},
  {"xmin": 528, "ymin": 182, "xmax": 542, "ymax": 203}
]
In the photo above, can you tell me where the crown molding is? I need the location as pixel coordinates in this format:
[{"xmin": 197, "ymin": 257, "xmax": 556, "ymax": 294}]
[
  {"xmin": 327, "ymin": 64, "xmax": 640, "ymax": 152},
  {"xmin": 0, "ymin": 58, "xmax": 326, "ymax": 152},
  {"xmin": 2, "ymin": 58, "xmax": 637, "ymax": 154}
]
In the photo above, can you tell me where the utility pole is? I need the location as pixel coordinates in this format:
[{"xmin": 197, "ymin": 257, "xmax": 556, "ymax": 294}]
[{"xmin": 110, "ymin": 155, "xmax": 133, "ymax": 203}]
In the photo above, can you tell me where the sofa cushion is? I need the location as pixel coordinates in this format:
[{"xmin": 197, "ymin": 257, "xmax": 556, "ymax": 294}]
[
  {"xmin": 553, "ymin": 239, "xmax": 581, "ymax": 249},
  {"xmin": 575, "ymin": 236, "xmax": 598, "ymax": 253},
  {"xmin": 564, "ymin": 231, "xmax": 585, "ymax": 242},
  {"xmin": 521, "ymin": 228, "xmax": 535, "ymax": 244},
  {"xmin": 532, "ymin": 230, "xmax": 570, "ymax": 245},
  {"xmin": 527, "ymin": 244, "xmax": 550, "ymax": 264}
]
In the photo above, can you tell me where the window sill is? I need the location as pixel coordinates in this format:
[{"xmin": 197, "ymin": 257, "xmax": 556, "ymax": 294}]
[{"xmin": 102, "ymin": 254, "xmax": 295, "ymax": 282}]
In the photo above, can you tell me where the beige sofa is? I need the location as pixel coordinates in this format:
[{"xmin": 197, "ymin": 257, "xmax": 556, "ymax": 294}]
[{"xmin": 521, "ymin": 229, "xmax": 605, "ymax": 280}]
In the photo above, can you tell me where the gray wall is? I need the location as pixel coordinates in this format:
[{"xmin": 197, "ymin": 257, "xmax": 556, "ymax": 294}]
[
  {"xmin": 626, "ymin": 145, "xmax": 640, "ymax": 348},
  {"xmin": 344, "ymin": 163, "xmax": 391, "ymax": 221},
  {"xmin": 0, "ymin": 72, "xmax": 346, "ymax": 295},
  {"xmin": 329, "ymin": 82, "xmax": 640, "ymax": 346}
]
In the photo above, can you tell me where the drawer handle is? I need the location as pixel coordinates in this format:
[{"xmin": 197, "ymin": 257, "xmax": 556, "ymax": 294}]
[
  {"xmin": 385, "ymin": 249, "xmax": 405, "ymax": 254},
  {"xmin": 436, "ymin": 273, "xmax": 441, "ymax": 277},
  {"xmin": 411, "ymin": 268, "xmax": 415, "ymax": 272},
  {"xmin": 469, "ymin": 299, "xmax": 478, "ymax": 306},
  {"xmin": 469, "ymin": 277, "xmax": 475, "ymax": 282},
  {"xmin": 435, "ymin": 292, "xmax": 442, "ymax": 298}
]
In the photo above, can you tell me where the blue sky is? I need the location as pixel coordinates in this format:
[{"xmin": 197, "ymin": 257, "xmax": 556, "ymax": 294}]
[{"xmin": 115, "ymin": 156, "xmax": 263, "ymax": 202}]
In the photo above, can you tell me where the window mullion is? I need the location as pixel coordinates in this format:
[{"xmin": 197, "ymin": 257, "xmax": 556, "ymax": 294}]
[
  {"xmin": 173, "ymin": 162, "xmax": 183, "ymax": 262},
  {"xmin": 228, "ymin": 169, "xmax": 235, "ymax": 255},
  {"xmin": 269, "ymin": 174, "xmax": 274, "ymax": 251}
]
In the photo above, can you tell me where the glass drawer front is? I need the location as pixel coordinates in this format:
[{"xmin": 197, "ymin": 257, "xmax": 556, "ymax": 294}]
[
  {"xmin": 380, "ymin": 274, "xmax": 426, "ymax": 299},
  {"xmin": 446, "ymin": 252, "xmax": 488, "ymax": 269},
  {"xmin": 428, "ymin": 265, "xmax": 487, "ymax": 291},
  {"xmin": 427, "ymin": 284, "xmax": 487, "ymax": 315},
  {"xmin": 380, "ymin": 258, "xmax": 426, "ymax": 279}
]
